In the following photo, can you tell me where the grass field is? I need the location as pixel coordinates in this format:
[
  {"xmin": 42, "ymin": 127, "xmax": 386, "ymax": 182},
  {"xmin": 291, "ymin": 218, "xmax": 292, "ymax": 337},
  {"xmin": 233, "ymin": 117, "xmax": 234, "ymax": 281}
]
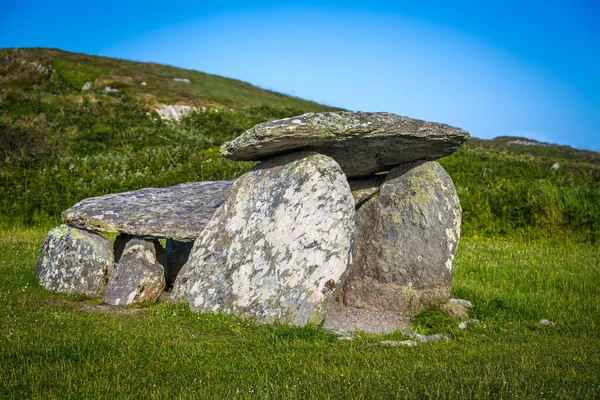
[{"xmin": 1, "ymin": 228, "xmax": 598, "ymax": 399}]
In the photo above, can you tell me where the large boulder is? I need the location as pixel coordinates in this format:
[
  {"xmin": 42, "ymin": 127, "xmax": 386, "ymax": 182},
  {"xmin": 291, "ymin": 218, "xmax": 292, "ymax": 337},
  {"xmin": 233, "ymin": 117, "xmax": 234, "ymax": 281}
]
[
  {"xmin": 103, "ymin": 238, "xmax": 166, "ymax": 306},
  {"xmin": 172, "ymin": 152, "xmax": 355, "ymax": 325},
  {"xmin": 35, "ymin": 225, "xmax": 114, "ymax": 296},
  {"xmin": 220, "ymin": 112, "xmax": 469, "ymax": 177},
  {"xmin": 62, "ymin": 181, "xmax": 233, "ymax": 241},
  {"xmin": 343, "ymin": 160, "xmax": 461, "ymax": 314}
]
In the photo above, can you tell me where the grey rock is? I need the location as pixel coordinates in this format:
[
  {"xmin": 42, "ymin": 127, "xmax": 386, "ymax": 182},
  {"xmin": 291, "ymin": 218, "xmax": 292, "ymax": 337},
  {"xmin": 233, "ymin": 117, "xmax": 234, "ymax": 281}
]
[
  {"xmin": 442, "ymin": 298, "xmax": 473, "ymax": 320},
  {"xmin": 62, "ymin": 181, "xmax": 233, "ymax": 241},
  {"xmin": 220, "ymin": 112, "xmax": 469, "ymax": 177},
  {"xmin": 404, "ymin": 332, "xmax": 449, "ymax": 343},
  {"xmin": 172, "ymin": 152, "xmax": 355, "ymax": 326},
  {"xmin": 173, "ymin": 78, "xmax": 191, "ymax": 83},
  {"xmin": 103, "ymin": 238, "xmax": 166, "ymax": 306},
  {"xmin": 449, "ymin": 298, "xmax": 473, "ymax": 308},
  {"xmin": 343, "ymin": 160, "xmax": 462, "ymax": 314},
  {"xmin": 379, "ymin": 340, "xmax": 418, "ymax": 347},
  {"xmin": 36, "ymin": 225, "xmax": 114, "ymax": 296}
]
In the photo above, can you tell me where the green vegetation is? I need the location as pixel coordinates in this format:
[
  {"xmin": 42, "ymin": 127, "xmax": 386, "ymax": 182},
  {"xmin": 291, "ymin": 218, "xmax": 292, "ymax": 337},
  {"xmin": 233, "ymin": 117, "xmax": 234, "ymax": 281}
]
[
  {"xmin": 1, "ymin": 230, "xmax": 598, "ymax": 398},
  {"xmin": 1, "ymin": 48, "xmax": 599, "ymax": 398}
]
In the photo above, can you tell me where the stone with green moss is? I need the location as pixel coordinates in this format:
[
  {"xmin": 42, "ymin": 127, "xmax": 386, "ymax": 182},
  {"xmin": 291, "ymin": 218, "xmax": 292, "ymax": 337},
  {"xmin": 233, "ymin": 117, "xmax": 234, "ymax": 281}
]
[
  {"xmin": 220, "ymin": 112, "xmax": 469, "ymax": 177},
  {"xmin": 61, "ymin": 181, "xmax": 233, "ymax": 241},
  {"xmin": 171, "ymin": 152, "xmax": 355, "ymax": 326},
  {"xmin": 343, "ymin": 160, "xmax": 461, "ymax": 314},
  {"xmin": 36, "ymin": 224, "xmax": 114, "ymax": 296}
]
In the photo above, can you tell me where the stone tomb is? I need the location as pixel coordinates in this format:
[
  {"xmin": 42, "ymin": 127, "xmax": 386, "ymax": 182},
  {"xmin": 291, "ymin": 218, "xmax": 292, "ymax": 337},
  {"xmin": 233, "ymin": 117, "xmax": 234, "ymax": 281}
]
[{"xmin": 37, "ymin": 111, "xmax": 469, "ymax": 332}]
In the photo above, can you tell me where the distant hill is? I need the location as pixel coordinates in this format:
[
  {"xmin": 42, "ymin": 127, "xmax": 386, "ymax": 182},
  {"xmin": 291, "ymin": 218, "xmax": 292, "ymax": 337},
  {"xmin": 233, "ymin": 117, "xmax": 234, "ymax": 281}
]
[
  {"xmin": 1, "ymin": 48, "xmax": 598, "ymax": 241},
  {"xmin": 0, "ymin": 47, "xmax": 340, "ymax": 111}
]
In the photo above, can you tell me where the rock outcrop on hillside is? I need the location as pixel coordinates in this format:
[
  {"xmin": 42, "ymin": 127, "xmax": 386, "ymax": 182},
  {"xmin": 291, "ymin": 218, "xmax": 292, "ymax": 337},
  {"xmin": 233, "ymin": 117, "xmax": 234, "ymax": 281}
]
[{"xmin": 36, "ymin": 111, "xmax": 468, "ymax": 331}]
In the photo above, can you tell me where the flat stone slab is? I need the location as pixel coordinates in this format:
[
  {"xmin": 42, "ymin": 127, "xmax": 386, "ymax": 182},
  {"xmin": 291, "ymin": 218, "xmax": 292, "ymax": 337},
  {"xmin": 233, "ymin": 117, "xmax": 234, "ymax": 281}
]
[
  {"xmin": 220, "ymin": 112, "xmax": 469, "ymax": 177},
  {"xmin": 62, "ymin": 181, "xmax": 233, "ymax": 241}
]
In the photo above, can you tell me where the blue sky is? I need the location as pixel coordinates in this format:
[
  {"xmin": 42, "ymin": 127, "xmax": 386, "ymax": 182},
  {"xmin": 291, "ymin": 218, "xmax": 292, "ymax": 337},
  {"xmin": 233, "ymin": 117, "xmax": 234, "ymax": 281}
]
[{"xmin": 2, "ymin": 0, "xmax": 599, "ymax": 150}]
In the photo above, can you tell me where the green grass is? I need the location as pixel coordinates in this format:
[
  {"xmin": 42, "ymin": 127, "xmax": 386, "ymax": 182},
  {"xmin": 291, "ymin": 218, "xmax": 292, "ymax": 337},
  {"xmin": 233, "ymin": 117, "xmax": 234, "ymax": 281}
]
[{"xmin": 1, "ymin": 229, "xmax": 599, "ymax": 399}]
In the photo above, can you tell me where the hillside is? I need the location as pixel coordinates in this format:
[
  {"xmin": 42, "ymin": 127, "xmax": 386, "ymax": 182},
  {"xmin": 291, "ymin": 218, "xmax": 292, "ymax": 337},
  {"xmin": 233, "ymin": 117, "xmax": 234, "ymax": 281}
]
[{"xmin": 1, "ymin": 48, "xmax": 599, "ymax": 241}]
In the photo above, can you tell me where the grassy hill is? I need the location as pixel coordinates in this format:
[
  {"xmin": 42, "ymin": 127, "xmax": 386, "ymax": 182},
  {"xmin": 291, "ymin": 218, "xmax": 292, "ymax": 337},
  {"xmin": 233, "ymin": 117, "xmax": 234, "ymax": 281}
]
[{"xmin": 1, "ymin": 47, "xmax": 599, "ymax": 241}]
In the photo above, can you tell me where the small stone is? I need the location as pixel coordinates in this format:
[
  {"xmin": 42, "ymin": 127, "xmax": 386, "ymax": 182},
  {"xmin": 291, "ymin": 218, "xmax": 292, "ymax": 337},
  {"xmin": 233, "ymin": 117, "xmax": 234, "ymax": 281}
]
[
  {"xmin": 442, "ymin": 299, "xmax": 472, "ymax": 320},
  {"xmin": 220, "ymin": 111, "xmax": 469, "ymax": 178},
  {"xmin": 36, "ymin": 225, "xmax": 114, "ymax": 296},
  {"xmin": 379, "ymin": 340, "xmax": 418, "ymax": 347},
  {"xmin": 173, "ymin": 78, "xmax": 191, "ymax": 83},
  {"xmin": 103, "ymin": 238, "xmax": 165, "ymax": 306},
  {"xmin": 404, "ymin": 331, "xmax": 449, "ymax": 343},
  {"xmin": 449, "ymin": 298, "xmax": 473, "ymax": 308}
]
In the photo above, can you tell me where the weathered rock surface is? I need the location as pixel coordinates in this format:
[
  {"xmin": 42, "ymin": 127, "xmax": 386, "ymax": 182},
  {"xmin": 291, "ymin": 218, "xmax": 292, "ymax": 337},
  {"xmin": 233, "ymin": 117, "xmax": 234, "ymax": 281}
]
[
  {"xmin": 36, "ymin": 225, "xmax": 114, "ymax": 296},
  {"xmin": 220, "ymin": 112, "xmax": 469, "ymax": 177},
  {"xmin": 103, "ymin": 238, "xmax": 166, "ymax": 306},
  {"xmin": 343, "ymin": 160, "xmax": 461, "ymax": 314},
  {"xmin": 172, "ymin": 152, "xmax": 355, "ymax": 325},
  {"xmin": 62, "ymin": 181, "xmax": 233, "ymax": 241}
]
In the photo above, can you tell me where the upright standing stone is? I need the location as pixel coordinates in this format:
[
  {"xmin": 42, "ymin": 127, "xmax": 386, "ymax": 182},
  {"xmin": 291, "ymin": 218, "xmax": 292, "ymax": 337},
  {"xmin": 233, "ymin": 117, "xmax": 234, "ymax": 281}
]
[
  {"xmin": 103, "ymin": 238, "xmax": 166, "ymax": 306},
  {"xmin": 343, "ymin": 160, "xmax": 461, "ymax": 314},
  {"xmin": 172, "ymin": 152, "xmax": 355, "ymax": 325},
  {"xmin": 36, "ymin": 225, "xmax": 114, "ymax": 296}
]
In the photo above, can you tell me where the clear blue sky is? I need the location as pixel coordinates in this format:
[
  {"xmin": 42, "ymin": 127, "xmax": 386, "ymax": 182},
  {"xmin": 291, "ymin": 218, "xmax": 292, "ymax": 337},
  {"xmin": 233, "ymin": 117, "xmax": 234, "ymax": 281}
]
[{"xmin": 2, "ymin": 0, "xmax": 599, "ymax": 150}]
